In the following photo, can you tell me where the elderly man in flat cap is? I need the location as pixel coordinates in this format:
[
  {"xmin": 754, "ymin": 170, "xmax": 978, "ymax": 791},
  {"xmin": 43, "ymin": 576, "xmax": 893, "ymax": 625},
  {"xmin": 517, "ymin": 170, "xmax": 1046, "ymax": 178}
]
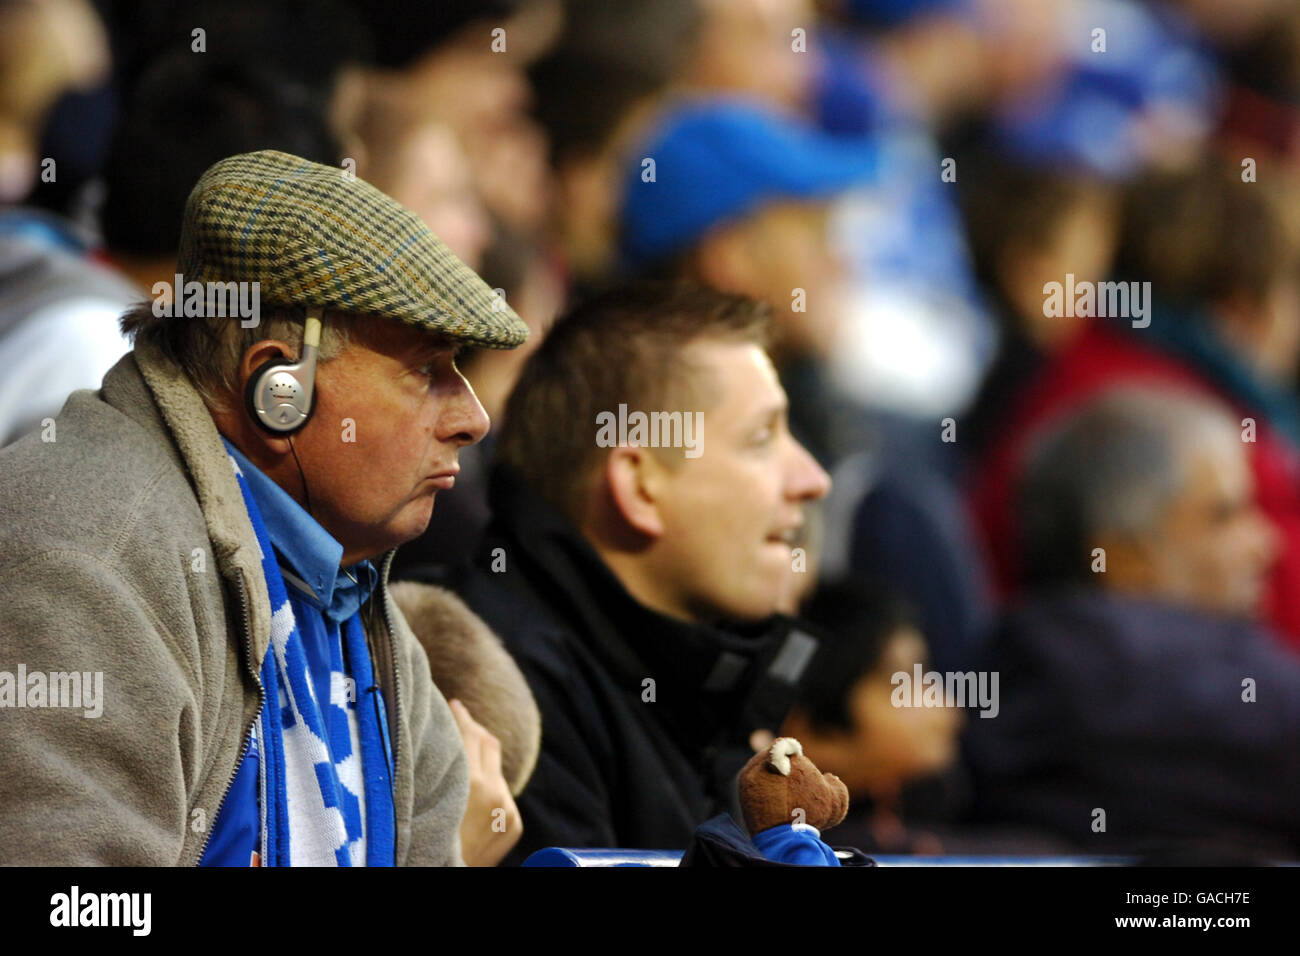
[{"xmin": 0, "ymin": 150, "xmax": 530, "ymax": 866}]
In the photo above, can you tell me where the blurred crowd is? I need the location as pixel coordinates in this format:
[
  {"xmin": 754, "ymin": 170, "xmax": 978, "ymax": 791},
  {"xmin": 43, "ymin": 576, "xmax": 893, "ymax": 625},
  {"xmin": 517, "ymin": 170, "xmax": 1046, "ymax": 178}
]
[{"xmin": 5, "ymin": 0, "xmax": 1300, "ymax": 862}]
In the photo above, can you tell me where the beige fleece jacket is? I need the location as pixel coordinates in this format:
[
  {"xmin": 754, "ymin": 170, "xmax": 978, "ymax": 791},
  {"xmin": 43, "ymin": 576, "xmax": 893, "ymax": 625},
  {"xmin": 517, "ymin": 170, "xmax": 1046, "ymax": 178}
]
[{"xmin": 0, "ymin": 339, "xmax": 469, "ymax": 865}]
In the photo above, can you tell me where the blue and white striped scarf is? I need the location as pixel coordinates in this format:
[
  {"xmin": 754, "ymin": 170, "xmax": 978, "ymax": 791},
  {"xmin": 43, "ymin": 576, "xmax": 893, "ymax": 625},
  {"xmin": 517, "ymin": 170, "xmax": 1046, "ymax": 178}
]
[{"xmin": 229, "ymin": 453, "xmax": 395, "ymax": 866}]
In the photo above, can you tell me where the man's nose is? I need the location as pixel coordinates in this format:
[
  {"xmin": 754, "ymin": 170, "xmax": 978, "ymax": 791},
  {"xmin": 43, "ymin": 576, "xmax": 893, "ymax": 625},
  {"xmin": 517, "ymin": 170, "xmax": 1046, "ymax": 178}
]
[
  {"xmin": 787, "ymin": 438, "xmax": 831, "ymax": 502},
  {"xmin": 440, "ymin": 372, "xmax": 491, "ymax": 447}
]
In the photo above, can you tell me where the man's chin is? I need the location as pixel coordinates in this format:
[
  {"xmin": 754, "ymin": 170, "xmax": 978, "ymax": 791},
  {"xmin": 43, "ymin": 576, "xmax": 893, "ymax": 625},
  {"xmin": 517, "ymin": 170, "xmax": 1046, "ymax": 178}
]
[
  {"xmin": 371, "ymin": 496, "xmax": 439, "ymax": 556},
  {"xmin": 406, "ymin": 492, "xmax": 438, "ymax": 534},
  {"xmin": 716, "ymin": 585, "xmax": 787, "ymax": 624}
]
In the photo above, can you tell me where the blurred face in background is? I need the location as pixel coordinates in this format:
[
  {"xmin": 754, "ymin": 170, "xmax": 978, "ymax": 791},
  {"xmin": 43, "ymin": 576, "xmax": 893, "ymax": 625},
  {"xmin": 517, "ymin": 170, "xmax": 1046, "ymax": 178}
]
[
  {"xmin": 1221, "ymin": 275, "xmax": 1300, "ymax": 385},
  {"xmin": 971, "ymin": 0, "xmax": 1068, "ymax": 104},
  {"xmin": 1107, "ymin": 437, "xmax": 1278, "ymax": 618},
  {"xmin": 388, "ymin": 21, "xmax": 556, "ymax": 233},
  {"xmin": 1001, "ymin": 188, "xmax": 1119, "ymax": 349},
  {"xmin": 695, "ymin": 200, "xmax": 847, "ymax": 362},
  {"xmin": 382, "ymin": 123, "xmax": 492, "ymax": 271},
  {"xmin": 0, "ymin": 0, "xmax": 110, "ymax": 201},
  {"xmin": 688, "ymin": 0, "xmax": 816, "ymax": 111},
  {"xmin": 789, "ymin": 627, "xmax": 963, "ymax": 800},
  {"xmin": 466, "ymin": 117, "xmax": 552, "ymax": 232}
]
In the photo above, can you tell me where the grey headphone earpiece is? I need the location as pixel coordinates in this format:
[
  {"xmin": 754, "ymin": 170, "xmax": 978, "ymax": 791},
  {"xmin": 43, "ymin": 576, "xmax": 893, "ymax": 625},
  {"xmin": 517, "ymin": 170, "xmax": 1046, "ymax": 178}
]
[{"xmin": 246, "ymin": 307, "xmax": 323, "ymax": 434}]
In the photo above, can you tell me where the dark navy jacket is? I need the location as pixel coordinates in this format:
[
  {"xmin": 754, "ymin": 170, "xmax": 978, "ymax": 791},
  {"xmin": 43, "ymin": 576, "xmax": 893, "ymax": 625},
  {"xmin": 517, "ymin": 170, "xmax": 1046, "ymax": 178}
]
[
  {"xmin": 418, "ymin": 467, "xmax": 822, "ymax": 864},
  {"xmin": 965, "ymin": 589, "xmax": 1300, "ymax": 858}
]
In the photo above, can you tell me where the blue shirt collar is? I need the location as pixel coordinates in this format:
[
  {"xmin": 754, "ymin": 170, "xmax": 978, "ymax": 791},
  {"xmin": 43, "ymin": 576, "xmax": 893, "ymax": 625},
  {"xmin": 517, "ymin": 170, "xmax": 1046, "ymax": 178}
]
[{"xmin": 221, "ymin": 438, "xmax": 377, "ymax": 623}]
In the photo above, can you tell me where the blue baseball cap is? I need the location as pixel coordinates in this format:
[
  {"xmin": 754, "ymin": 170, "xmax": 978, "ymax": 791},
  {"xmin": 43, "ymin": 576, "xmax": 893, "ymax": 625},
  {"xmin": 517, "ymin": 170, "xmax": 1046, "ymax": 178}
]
[{"xmin": 619, "ymin": 99, "xmax": 880, "ymax": 271}]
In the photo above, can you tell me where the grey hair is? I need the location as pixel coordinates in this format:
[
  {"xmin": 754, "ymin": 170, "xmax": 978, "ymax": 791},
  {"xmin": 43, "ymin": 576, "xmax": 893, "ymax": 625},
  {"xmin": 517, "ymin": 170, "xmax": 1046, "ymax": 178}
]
[
  {"xmin": 119, "ymin": 301, "xmax": 364, "ymax": 412},
  {"xmin": 1017, "ymin": 385, "xmax": 1243, "ymax": 588}
]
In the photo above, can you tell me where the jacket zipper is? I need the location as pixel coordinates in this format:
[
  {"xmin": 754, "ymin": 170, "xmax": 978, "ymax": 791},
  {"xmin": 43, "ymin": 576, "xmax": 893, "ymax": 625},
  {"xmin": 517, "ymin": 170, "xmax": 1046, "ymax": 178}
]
[
  {"xmin": 377, "ymin": 550, "xmax": 403, "ymax": 789},
  {"xmin": 193, "ymin": 570, "xmax": 265, "ymax": 866}
]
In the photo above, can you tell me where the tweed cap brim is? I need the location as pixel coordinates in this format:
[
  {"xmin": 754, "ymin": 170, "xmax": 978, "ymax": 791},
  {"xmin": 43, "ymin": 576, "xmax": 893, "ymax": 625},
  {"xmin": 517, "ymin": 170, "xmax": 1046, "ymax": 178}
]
[{"xmin": 176, "ymin": 149, "xmax": 528, "ymax": 348}]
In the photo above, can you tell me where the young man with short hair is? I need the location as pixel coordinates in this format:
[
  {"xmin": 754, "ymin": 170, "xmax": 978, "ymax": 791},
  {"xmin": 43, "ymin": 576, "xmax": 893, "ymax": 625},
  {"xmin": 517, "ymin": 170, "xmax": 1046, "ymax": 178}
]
[{"xmin": 425, "ymin": 280, "xmax": 832, "ymax": 862}]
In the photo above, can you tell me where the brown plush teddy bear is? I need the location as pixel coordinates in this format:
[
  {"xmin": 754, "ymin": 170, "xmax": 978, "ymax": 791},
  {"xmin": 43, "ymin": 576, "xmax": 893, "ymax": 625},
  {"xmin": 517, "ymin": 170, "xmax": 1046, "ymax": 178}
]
[{"xmin": 738, "ymin": 737, "xmax": 850, "ymax": 865}]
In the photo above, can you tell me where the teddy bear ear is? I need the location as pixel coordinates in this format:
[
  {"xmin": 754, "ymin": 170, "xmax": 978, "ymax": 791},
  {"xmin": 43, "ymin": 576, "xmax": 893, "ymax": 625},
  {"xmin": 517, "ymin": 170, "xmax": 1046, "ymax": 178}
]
[{"xmin": 766, "ymin": 737, "xmax": 804, "ymax": 775}]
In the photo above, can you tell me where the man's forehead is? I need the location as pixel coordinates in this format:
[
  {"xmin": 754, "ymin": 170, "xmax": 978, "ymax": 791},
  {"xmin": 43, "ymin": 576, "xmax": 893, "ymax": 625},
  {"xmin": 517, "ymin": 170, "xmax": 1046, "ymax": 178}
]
[
  {"xmin": 682, "ymin": 337, "xmax": 773, "ymax": 376},
  {"xmin": 1191, "ymin": 441, "xmax": 1250, "ymax": 493},
  {"xmin": 700, "ymin": 337, "xmax": 778, "ymax": 377},
  {"xmin": 682, "ymin": 338, "xmax": 785, "ymax": 417}
]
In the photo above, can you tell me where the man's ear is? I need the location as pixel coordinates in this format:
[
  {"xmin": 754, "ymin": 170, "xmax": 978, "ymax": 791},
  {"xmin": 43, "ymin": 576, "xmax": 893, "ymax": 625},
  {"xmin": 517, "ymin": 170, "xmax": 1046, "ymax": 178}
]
[
  {"xmin": 240, "ymin": 338, "xmax": 296, "ymax": 383},
  {"xmin": 1093, "ymin": 530, "xmax": 1156, "ymax": 593},
  {"xmin": 604, "ymin": 444, "xmax": 667, "ymax": 539}
]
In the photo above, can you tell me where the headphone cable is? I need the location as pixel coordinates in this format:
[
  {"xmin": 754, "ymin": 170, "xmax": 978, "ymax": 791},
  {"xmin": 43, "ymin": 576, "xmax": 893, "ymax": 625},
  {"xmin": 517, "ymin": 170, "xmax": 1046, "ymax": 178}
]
[{"xmin": 287, "ymin": 435, "xmax": 313, "ymax": 517}]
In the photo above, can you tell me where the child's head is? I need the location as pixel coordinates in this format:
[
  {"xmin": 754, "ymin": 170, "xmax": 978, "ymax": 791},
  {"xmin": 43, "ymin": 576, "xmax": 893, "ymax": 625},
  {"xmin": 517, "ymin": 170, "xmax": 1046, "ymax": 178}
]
[
  {"xmin": 782, "ymin": 579, "xmax": 962, "ymax": 801},
  {"xmin": 959, "ymin": 149, "xmax": 1118, "ymax": 349}
]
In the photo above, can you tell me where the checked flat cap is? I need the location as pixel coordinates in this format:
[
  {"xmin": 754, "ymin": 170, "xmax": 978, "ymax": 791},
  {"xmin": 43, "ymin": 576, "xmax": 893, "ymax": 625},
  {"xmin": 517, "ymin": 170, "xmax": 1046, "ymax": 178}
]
[{"xmin": 176, "ymin": 149, "xmax": 528, "ymax": 348}]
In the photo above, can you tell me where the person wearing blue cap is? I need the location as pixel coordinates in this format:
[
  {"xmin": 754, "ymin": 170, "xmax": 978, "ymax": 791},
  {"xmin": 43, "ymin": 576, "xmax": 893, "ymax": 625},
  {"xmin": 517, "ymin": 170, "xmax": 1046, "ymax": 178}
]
[
  {"xmin": 622, "ymin": 98, "xmax": 997, "ymax": 684},
  {"xmin": 620, "ymin": 97, "xmax": 878, "ymax": 467},
  {"xmin": 620, "ymin": 99, "xmax": 878, "ymax": 276}
]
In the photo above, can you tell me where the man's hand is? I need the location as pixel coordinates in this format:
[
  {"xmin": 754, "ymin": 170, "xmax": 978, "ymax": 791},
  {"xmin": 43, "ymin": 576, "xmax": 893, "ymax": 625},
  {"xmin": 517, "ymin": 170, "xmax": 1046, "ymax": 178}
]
[{"xmin": 449, "ymin": 698, "xmax": 523, "ymax": 866}]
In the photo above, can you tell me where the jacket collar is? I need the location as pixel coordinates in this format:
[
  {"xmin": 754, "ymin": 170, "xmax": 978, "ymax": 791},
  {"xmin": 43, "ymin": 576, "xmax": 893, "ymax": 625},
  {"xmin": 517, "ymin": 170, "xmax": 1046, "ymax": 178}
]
[
  {"xmin": 484, "ymin": 466, "xmax": 819, "ymax": 756},
  {"xmin": 101, "ymin": 340, "xmax": 275, "ymax": 679}
]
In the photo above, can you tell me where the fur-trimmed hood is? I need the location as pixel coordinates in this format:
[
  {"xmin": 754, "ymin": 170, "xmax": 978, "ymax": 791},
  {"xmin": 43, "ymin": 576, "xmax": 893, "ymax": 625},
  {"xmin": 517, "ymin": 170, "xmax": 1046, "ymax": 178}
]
[{"xmin": 390, "ymin": 581, "xmax": 540, "ymax": 796}]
